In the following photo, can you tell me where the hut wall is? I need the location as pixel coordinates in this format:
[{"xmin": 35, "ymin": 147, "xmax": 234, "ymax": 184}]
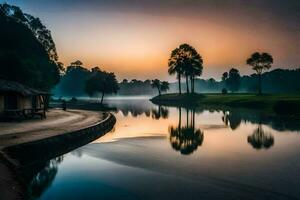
[
  {"xmin": 18, "ymin": 96, "xmax": 32, "ymax": 110},
  {"xmin": 0, "ymin": 95, "xmax": 4, "ymax": 113}
]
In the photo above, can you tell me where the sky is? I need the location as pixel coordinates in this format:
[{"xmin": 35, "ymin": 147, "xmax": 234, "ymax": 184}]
[{"xmin": 2, "ymin": 0, "xmax": 300, "ymax": 81}]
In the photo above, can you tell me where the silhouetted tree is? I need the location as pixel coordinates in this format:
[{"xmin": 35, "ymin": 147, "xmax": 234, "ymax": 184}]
[
  {"xmin": 122, "ymin": 79, "xmax": 128, "ymax": 84},
  {"xmin": 161, "ymin": 81, "xmax": 170, "ymax": 94},
  {"xmin": 58, "ymin": 61, "xmax": 90, "ymax": 96},
  {"xmin": 225, "ymin": 68, "xmax": 241, "ymax": 92},
  {"xmin": 168, "ymin": 43, "xmax": 203, "ymax": 94},
  {"xmin": 151, "ymin": 79, "xmax": 161, "ymax": 96},
  {"xmin": 151, "ymin": 79, "xmax": 169, "ymax": 96},
  {"xmin": 246, "ymin": 52, "xmax": 273, "ymax": 94},
  {"xmin": 0, "ymin": 3, "xmax": 61, "ymax": 90},
  {"xmin": 85, "ymin": 68, "xmax": 119, "ymax": 104},
  {"xmin": 222, "ymin": 72, "xmax": 228, "ymax": 81},
  {"xmin": 0, "ymin": 3, "xmax": 58, "ymax": 62},
  {"xmin": 70, "ymin": 60, "xmax": 83, "ymax": 67}
]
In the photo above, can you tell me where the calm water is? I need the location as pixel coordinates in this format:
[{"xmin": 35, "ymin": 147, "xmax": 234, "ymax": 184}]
[{"xmin": 25, "ymin": 98, "xmax": 300, "ymax": 200}]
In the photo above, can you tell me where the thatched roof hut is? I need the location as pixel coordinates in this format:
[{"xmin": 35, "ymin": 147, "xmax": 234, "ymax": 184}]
[{"xmin": 0, "ymin": 79, "xmax": 49, "ymax": 119}]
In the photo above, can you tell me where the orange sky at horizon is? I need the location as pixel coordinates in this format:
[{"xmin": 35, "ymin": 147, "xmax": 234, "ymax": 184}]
[{"xmin": 51, "ymin": 11, "xmax": 299, "ymax": 81}]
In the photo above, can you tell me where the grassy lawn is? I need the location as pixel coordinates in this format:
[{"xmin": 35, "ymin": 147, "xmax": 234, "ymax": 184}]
[{"xmin": 151, "ymin": 93, "xmax": 300, "ymax": 114}]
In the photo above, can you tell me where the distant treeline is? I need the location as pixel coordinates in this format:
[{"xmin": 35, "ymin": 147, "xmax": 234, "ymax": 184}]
[
  {"xmin": 187, "ymin": 68, "xmax": 300, "ymax": 94},
  {"xmin": 54, "ymin": 66, "xmax": 157, "ymax": 97},
  {"xmin": 54, "ymin": 67, "xmax": 300, "ymax": 97}
]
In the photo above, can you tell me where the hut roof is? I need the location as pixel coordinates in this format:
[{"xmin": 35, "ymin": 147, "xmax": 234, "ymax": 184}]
[{"xmin": 0, "ymin": 79, "xmax": 49, "ymax": 96}]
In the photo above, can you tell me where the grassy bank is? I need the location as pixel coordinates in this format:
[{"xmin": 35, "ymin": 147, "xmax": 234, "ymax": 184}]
[{"xmin": 151, "ymin": 93, "xmax": 300, "ymax": 114}]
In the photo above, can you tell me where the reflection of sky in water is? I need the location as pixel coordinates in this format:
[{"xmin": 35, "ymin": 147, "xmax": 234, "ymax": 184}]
[{"xmin": 27, "ymin": 99, "xmax": 300, "ymax": 200}]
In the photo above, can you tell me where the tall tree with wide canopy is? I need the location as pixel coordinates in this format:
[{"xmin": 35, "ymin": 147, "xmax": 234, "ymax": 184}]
[
  {"xmin": 0, "ymin": 3, "xmax": 61, "ymax": 90},
  {"xmin": 168, "ymin": 48, "xmax": 183, "ymax": 94},
  {"xmin": 85, "ymin": 68, "xmax": 119, "ymax": 104},
  {"xmin": 168, "ymin": 44, "xmax": 203, "ymax": 94},
  {"xmin": 246, "ymin": 52, "xmax": 273, "ymax": 94},
  {"xmin": 58, "ymin": 61, "xmax": 90, "ymax": 96},
  {"xmin": 0, "ymin": 3, "xmax": 58, "ymax": 62},
  {"xmin": 225, "ymin": 68, "xmax": 241, "ymax": 93}
]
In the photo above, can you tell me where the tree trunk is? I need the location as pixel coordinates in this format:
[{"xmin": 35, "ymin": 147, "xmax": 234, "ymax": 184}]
[
  {"xmin": 192, "ymin": 76, "xmax": 195, "ymax": 93},
  {"xmin": 186, "ymin": 76, "xmax": 189, "ymax": 94},
  {"xmin": 178, "ymin": 74, "xmax": 182, "ymax": 94},
  {"xmin": 100, "ymin": 92, "xmax": 105, "ymax": 104},
  {"xmin": 178, "ymin": 107, "xmax": 182, "ymax": 130},
  {"xmin": 258, "ymin": 73, "xmax": 262, "ymax": 95},
  {"xmin": 192, "ymin": 109, "xmax": 195, "ymax": 129},
  {"xmin": 158, "ymin": 87, "xmax": 161, "ymax": 96},
  {"xmin": 190, "ymin": 76, "xmax": 194, "ymax": 93},
  {"xmin": 186, "ymin": 108, "xmax": 189, "ymax": 127}
]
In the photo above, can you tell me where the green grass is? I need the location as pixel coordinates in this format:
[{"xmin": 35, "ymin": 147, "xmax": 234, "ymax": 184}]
[{"xmin": 151, "ymin": 93, "xmax": 300, "ymax": 114}]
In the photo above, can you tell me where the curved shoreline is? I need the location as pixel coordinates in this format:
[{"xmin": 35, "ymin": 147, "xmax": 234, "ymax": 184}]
[{"xmin": 0, "ymin": 111, "xmax": 116, "ymax": 200}]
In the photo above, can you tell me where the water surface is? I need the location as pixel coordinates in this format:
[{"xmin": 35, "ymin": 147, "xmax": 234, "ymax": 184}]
[{"xmin": 26, "ymin": 98, "xmax": 300, "ymax": 200}]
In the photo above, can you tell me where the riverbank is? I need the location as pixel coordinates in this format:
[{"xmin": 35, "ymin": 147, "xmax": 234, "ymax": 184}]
[
  {"xmin": 0, "ymin": 109, "xmax": 107, "ymax": 149},
  {"xmin": 151, "ymin": 93, "xmax": 300, "ymax": 114},
  {"xmin": 0, "ymin": 108, "xmax": 116, "ymax": 200}
]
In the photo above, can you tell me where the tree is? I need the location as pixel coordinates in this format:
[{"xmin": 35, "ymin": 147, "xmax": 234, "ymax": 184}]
[
  {"xmin": 168, "ymin": 48, "xmax": 183, "ymax": 94},
  {"xmin": 222, "ymin": 72, "xmax": 228, "ymax": 81},
  {"xmin": 225, "ymin": 68, "xmax": 241, "ymax": 93},
  {"xmin": 0, "ymin": 3, "xmax": 58, "ymax": 62},
  {"xmin": 151, "ymin": 80, "xmax": 169, "ymax": 96},
  {"xmin": 57, "ymin": 61, "xmax": 90, "ymax": 96},
  {"xmin": 0, "ymin": 3, "xmax": 61, "ymax": 90},
  {"xmin": 122, "ymin": 79, "xmax": 128, "ymax": 84},
  {"xmin": 151, "ymin": 79, "xmax": 161, "ymax": 96},
  {"xmin": 246, "ymin": 52, "xmax": 273, "ymax": 94},
  {"xmin": 85, "ymin": 68, "xmax": 119, "ymax": 104},
  {"xmin": 71, "ymin": 60, "xmax": 83, "ymax": 67},
  {"xmin": 168, "ymin": 44, "xmax": 203, "ymax": 94},
  {"xmin": 160, "ymin": 81, "xmax": 169, "ymax": 93}
]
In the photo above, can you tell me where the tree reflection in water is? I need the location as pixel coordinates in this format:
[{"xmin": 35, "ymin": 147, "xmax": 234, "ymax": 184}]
[
  {"xmin": 151, "ymin": 106, "xmax": 169, "ymax": 119},
  {"xmin": 169, "ymin": 107, "xmax": 204, "ymax": 155},
  {"xmin": 222, "ymin": 111, "xmax": 242, "ymax": 130},
  {"xmin": 25, "ymin": 156, "xmax": 64, "ymax": 199},
  {"xmin": 247, "ymin": 124, "xmax": 274, "ymax": 150}
]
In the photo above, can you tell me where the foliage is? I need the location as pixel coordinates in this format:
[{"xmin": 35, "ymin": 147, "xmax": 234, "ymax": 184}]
[
  {"xmin": 151, "ymin": 79, "xmax": 169, "ymax": 96},
  {"xmin": 118, "ymin": 79, "xmax": 156, "ymax": 95},
  {"xmin": 85, "ymin": 67, "xmax": 119, "ymax": 103},
  {"xmin": 223, "ymin": 68, "xmax": 241, "ymax": 93},
  {"xmin": 0, "ymin": 3, "xmax": 61, "ymax": 90},
  {"xmin": 168, "ymin": 43, "xmax": 203, "ymax": 94},
  {"xmin": 0, "ymin": 3, "xmax": 58, "ymax": 62},
  {"xmin": 247, "ymin": 52, "xmax": 273, "ymax": 94},
  {"xmin": 56, "ymin": 61, "xmax": 90, "ymax": 96}
]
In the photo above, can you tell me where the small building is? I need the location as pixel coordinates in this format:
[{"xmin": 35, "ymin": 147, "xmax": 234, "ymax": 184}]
[{"xmin": 0, "ymin": 79, "xmax": 49, "ymax": 119}]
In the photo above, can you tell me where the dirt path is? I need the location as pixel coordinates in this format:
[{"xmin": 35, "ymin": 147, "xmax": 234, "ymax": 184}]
[{"xmin": 0, "ymin": 109, "xmax": 104, "ymax": 149}]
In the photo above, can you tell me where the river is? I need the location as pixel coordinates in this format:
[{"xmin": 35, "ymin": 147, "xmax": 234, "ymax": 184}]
[{"xmin": 26, "ymin": 98, "xmax": 300, "ymax": 200}]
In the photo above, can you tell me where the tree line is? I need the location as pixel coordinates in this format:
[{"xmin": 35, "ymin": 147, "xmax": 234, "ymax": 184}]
[{"xmin": 55, "ymin": 60, "xmax": 119, "ymax": 103}]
